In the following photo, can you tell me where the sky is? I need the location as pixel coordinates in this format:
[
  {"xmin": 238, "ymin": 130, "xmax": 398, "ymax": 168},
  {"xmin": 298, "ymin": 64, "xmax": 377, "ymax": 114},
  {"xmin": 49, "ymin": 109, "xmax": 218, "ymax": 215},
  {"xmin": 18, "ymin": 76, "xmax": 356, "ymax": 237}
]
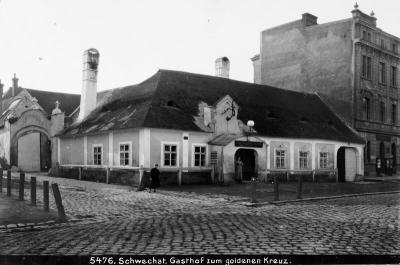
[{"xmin": 0, "ymin": 0, "xmax": 399, "ymax": 94}]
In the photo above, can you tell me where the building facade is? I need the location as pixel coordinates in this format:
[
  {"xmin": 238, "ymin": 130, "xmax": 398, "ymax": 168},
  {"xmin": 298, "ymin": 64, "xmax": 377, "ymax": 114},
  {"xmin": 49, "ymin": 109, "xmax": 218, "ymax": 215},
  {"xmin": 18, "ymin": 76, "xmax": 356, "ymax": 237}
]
[
  {"xmin": 252, "ymin": 5, "xmax": 400, "ymax": 175},
  {"xmin": 55, "ymin": 51, "xmax": 364, "ymax": 183}
]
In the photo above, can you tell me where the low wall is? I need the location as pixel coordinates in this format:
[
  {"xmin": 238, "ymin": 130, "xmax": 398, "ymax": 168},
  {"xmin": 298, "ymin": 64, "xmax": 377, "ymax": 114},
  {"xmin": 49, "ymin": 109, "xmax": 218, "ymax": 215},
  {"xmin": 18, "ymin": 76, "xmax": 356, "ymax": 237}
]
[
  {"xmin": 54, "ymin": 167, "xmax": 211, "ymax": 186},
  {"xmin": 54, "ymin": 167, "xmax": 140, "ymax": 186}
]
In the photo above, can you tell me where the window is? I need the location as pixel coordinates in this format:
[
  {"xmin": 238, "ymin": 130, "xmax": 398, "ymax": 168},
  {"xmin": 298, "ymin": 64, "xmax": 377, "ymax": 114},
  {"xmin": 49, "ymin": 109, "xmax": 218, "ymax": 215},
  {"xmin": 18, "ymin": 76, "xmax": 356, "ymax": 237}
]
[
  {"xmin": 362, "ymin": 30, "xmax": 371, "ymax": 41},
  {"xmin": 93, "ymin": 145, "xmax": 102, "ymax": 165},
  {"xmin": 391, "ymin": 103, "xmax": 397, "ymax": 124},
  {"xmin": 380, "ymin": 101, "xmax": 386, "ymax": 122},
  {"xmin": 210, "ymin": 151, "xmax": 218, "ymax": 164},
  {"xmin": 362, "ymin": 97, "xmax": 370, "ymax": 120},
  {"xmin": 319, "ymin": 152, "xmax": 328, "ymax": 169},
  {"xmin": 362, "ymin": 56, "xmax": 372, "ymax": 79},
  {"xmin": 380, "ymin": 39, "xmax": 385, "ymax": 49},
  {"xmin": 365, "ymin": 141, "xmax": 371, "ymax": 163},
  {"xmin": 391, "ymin": 66, "xmax": 398, "ymax": 87},
  {"xmin": 379, "ymin": 62, "xmax": 386, "ymax": 84},
  {"xmin": 163, "ymin": 144, "xmax": 177, "ymax": 167},
  {"xmin": 193, "ymin": 145, "xmax": 206, "ymax": 167},
  {"xmin": 299, "ymin": 151, "xmax": 309, "ymax": 169},
  {"xmin": 392, "ymin": 43, "xmax": 397, "ymax": 53},
  {"xmin": 275, "ymin": 149, "xmax": 286, "ymax": 168},
  {"xmin": 119, "ymin": 143, "xmax": 131, "ymax": 166}
]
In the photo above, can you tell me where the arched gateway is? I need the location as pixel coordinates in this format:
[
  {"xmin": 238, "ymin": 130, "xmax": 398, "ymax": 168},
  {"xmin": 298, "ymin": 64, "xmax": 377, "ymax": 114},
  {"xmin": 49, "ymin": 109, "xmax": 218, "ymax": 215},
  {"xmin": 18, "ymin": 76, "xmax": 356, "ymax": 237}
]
[{"xmin": 234, "ymin": 148, "xmax": 258, "ymax": 181}]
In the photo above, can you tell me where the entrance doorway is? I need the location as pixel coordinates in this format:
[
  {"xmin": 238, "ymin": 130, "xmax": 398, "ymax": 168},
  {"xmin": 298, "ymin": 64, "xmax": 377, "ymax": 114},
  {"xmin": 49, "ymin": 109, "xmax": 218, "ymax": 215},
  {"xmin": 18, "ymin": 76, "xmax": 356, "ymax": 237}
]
[
  {"xmin": 234, "ymin": 149, "xmax": 257, "ymax": 181},
  {"xmin": 17, "ymin": 131, "xmax": 51, "ymax": 172},
  {"xmin": 337, "ymin": 147, "xmax": 357, "ymax": 182}
]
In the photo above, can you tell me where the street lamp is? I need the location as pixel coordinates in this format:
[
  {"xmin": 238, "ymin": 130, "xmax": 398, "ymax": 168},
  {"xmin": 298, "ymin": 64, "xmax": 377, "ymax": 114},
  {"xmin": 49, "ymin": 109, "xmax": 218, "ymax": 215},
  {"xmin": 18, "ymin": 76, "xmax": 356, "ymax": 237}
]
[{"xmin": 247, "ymin": 120, "xmax": 254, "ymax": 141}]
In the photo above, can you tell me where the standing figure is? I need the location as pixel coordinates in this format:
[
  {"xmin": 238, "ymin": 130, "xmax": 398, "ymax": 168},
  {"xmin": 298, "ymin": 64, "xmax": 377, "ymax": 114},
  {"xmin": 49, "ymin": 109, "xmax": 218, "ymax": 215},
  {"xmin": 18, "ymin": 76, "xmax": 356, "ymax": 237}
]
[
  {"xmin": 235, "ymin": 157, "xmax": 243, "ymax": 183},
  {"xmin": 150, "ymin": 164, "xmax": 160, "ymax": 193}
]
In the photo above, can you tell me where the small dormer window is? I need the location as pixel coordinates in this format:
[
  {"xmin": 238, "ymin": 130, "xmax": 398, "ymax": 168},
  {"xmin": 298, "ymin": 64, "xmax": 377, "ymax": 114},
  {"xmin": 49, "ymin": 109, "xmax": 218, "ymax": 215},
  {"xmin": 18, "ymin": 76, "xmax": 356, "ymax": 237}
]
[
  {"xmin": 300, "ymin": 116, "xmax": 310, "ymax": 123},
  {"xmin": 266, "ymin": 111, "xmax": 277, "ymax": 119},
  {"xmin": 164, "ymin": 100, "xmax": 181, "ymax": 110}
]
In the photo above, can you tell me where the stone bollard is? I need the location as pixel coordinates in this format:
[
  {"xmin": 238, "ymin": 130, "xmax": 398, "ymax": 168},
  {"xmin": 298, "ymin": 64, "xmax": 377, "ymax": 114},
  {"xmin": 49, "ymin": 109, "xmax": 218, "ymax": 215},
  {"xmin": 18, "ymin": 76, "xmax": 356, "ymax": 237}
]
[
  {"xmin": 51, "ymin": 183, "xmax": 66, "ymax": 221},
  {"xmin": 19, "ymin": 172, "xmax": 25, "ymax": 201},
  {"xmin": 297, "ymin": 175, "xmax": 303, "ymax": 199},
  {"xmin": 43, "ymin": 181, "xmax": 49, "ymax": 212},
  {"xmin": 273, "ymin": 175, "xmax": 279, "ymax": 201},
  {"xmin": 6, "ymin": 170, "xmax": 11, "ymax": 197},
  {"xmin": 31, "ymin": 177, "xmax": 37, "ymax": 206}
]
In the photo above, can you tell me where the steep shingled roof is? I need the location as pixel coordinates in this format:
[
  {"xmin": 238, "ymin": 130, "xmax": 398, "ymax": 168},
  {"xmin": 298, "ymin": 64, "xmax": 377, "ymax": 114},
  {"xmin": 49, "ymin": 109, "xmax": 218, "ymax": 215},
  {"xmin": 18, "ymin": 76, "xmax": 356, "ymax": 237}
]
[
  {"xmin": 60, "ymin": 70, "xmax": 364, "ymax": 144},
  {"xmin": 3, "ymin": 87, "xmax": 80, "ymax": 116}
]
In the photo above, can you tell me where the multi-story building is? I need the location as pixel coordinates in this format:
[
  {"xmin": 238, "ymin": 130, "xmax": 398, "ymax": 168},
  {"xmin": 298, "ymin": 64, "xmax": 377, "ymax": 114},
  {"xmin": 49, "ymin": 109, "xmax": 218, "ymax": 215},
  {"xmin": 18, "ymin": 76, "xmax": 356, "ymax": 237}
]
[{"xmin": 252, "ymin": 5, "xmax": 400, "ymax": 175}]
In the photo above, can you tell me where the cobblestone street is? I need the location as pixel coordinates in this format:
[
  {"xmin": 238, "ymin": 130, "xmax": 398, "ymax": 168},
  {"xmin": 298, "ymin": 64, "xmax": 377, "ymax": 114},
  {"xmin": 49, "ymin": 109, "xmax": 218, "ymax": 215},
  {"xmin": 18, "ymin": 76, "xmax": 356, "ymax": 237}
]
[{"xmin": 0, "ymin": 176, "xmax": 399, "ymax": 255}]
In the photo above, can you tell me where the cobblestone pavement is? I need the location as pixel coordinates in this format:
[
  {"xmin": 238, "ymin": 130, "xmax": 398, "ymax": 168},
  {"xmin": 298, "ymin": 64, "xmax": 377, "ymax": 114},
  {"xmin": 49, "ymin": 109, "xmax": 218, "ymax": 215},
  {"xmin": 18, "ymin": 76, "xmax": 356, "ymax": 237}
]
[{"xmin": 0, "ymin": 175, "xmax": 399, "ymax": 255}]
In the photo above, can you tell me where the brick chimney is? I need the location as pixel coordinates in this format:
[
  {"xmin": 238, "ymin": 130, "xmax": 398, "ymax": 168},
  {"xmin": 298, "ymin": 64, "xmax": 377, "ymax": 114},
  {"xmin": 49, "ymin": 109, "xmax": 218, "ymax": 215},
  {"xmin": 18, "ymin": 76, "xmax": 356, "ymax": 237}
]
[
  {"xmin": 302, "ymin": 13, "xmax": 318, "ymax": 26},
  {"xmin": 12, "ymin": 73, "xmax": 18, "ymax": 97},
  {"xmin": 215, "ymin": 57, "xmax": 230, "ymax": 78},
  {"xmin": 78, "ymin": 48, "xmax": 100, "ymax": 122}
]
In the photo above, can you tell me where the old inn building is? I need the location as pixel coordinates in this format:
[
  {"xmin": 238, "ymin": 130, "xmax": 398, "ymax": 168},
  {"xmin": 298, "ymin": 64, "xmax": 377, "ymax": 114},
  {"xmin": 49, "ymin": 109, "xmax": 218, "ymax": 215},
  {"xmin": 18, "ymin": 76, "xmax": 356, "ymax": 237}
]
[{"xmin": 52, "ymin": 50, "xmax": 364, "ymax": 183}]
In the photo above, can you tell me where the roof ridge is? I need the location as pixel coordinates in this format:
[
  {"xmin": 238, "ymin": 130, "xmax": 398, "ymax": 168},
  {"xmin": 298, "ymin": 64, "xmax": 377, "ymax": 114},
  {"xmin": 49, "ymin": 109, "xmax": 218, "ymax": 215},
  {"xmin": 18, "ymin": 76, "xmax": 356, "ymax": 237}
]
[
  {"xmin": 157, "ymin": 69, "xmax": 317, "ymax": 98},
  {"xmin": 26, "ymin": 88, "xmax": 80, "ymax": 96}
]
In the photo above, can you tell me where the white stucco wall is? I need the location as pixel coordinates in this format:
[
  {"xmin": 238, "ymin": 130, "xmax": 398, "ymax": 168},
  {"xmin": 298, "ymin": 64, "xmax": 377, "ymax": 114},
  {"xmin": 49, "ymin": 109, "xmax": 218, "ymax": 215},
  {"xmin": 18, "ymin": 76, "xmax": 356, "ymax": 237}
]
[{"xmin": 0, "ymin": 124, "xmax": 11, "ymax": 165}]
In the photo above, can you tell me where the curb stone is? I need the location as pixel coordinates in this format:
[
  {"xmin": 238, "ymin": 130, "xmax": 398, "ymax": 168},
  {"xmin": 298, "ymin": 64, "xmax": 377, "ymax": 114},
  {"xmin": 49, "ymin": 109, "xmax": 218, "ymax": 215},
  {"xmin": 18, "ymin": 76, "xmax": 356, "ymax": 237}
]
[{"xmin": 243, "ymin": 190, "xmax": 400, "ymax": 207}]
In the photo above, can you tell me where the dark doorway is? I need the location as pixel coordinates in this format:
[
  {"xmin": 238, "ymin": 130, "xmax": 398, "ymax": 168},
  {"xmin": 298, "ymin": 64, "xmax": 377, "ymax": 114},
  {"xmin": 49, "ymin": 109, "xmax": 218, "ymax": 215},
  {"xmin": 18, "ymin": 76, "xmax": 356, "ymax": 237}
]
[
  {"xmin": 379, "ymin": 142, "xmax": 385, "ymax": 158},
  {"xmin": 235, "ymin": 149, "xmax": 256, "ymax": 181},
  {"xmin": 392, "ymin": 143, "xmax": 397, "ymax": 173},
  {"xmin": 40, "ymin": 133, "xmax": 52, "ymax": 172},
  {"xmin": 337, "ymin": 147, "xmax": 346, "ymax": 182}
]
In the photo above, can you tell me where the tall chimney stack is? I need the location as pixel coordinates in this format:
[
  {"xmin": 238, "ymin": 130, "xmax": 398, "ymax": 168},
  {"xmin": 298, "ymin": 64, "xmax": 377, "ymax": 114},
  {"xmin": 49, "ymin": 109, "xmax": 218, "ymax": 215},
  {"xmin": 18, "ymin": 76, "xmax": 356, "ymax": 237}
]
[
  {"xmin": 215, "ymin": 57, "xmax": 230, "ymax": 78},
  {"xmin": 78, "ymin": 48, "xmax": 100, "ymax": 122},
  {"xmin": 12, "ymin": 74, "xmax": 18, "ymax": 97}
]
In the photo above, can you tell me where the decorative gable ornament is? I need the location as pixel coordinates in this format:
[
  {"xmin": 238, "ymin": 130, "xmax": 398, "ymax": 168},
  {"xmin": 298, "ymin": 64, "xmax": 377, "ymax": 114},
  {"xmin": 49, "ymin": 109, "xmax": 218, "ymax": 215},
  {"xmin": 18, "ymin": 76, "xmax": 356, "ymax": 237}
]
[{"xmin": 52, "ymin": 101, "xmax": 62, "ymax": 115}]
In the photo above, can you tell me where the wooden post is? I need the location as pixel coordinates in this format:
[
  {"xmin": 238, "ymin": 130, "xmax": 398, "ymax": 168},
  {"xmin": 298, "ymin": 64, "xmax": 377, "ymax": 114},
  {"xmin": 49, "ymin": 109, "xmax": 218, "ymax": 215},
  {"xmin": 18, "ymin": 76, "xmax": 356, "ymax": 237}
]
[
  {"xmin": 6, "ymin": 170, "xmax": 11, "ymax": 197},
  {"xmin": 43, "ymin": 181, "xmax": 49, "ymax": 212},
  {"xmin": 19, "ymin": 172, "xmax": 25, "ymax": 201},
  {"xmin": 106, "ymin": 168, "xmax": 110, "ymax": 184},
  {"xmin": 251, "ymin": 177, "xmax": 258, "ymax": 203},
  {"xmin": 297, "ymin": 175, "xmax": 303, "ymax": 199},
  {"xmin": 31, "ymin": 177, "xmax": 36, "ymax": 206},
  {"xmin": 78, "ymin": 167, "xmax": 82, "ymax": 181},
  {"xmin": 139, "ymin": 165, "xmax": 144, "ymax": 184},
  {"xmin": 211, "ymin": 166, "xmax": 215, "ymax": 184},
  {"xmin": 335, "ymin": 168, "xmax": 338, "ymax": 182},
  {"xmin": 273, "ymin": 175, "xmax": 279, "ymax": 201},
  {"xmin": 178, "ymin": 168, "xmax": 182, "ymax": 186},
  {"xmin": 0, "ymin": 169, "xmax": 3, "ymax": 193},
  {"xmin": 51, "ymin": 183, "xmax": 66, "ymax": 221}
]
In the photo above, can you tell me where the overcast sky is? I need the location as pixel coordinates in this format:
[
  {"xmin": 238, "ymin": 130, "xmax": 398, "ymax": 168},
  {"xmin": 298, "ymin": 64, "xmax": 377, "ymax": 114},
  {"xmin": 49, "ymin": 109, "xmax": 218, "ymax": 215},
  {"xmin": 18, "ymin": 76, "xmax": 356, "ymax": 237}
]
[{"xmin": 0, "ymin": 0, "xmax": 399, "ymax": 94}]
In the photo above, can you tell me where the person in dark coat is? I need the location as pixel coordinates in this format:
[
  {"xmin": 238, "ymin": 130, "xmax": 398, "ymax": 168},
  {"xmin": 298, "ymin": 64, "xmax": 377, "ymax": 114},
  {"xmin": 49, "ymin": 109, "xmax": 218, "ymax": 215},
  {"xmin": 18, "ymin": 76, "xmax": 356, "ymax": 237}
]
[{"xmin": 149, "ymin": 164, "xmax": 160, "ymax": 192}]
